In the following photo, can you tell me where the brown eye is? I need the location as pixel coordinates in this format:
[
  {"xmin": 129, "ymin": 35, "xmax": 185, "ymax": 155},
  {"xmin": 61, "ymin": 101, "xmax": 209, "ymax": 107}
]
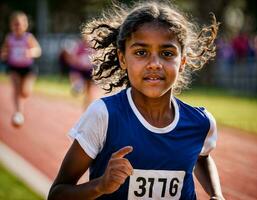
[
  {"xmin": 161, "ymin": 51, "xmax": 174, "ymax": 57},
  {"xmin": 135, "ymin": 50, "xmax": 147, "ymax": 56}
]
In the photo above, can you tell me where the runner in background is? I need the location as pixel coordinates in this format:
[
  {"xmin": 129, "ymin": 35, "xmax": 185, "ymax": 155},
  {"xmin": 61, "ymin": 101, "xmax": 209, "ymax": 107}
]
[
  {"xmin": 60, "ymin": 36, "xmax": 97, "ymax": 108},
  {"xmin": 0, "ymin": 11, "xmax": 41, "ymax": 127}
]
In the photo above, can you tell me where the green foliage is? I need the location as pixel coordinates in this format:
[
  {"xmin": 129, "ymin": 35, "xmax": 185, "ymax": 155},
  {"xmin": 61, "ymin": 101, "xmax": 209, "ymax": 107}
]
[{"xmin": 0, "ymin": 163, "xmax": 43, "ymax": 200}]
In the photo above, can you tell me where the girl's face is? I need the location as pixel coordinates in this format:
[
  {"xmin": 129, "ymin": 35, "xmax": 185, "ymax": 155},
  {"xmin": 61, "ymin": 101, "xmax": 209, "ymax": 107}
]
[
  {"xmin": 118, "ymin": 22, "xmax": 185, "ymax": 99},
  {"xmin": 10, "ymin": 15, "xmax": 28, "ymax": 36}
]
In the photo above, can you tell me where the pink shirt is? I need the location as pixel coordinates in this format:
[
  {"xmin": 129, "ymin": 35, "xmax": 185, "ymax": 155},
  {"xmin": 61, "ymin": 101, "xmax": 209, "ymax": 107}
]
[
  {"xmin": 72, "ymin": 41, "xmax": 93, "ymax": 70},
  {"xmin": 7, "ymin": 32, "xmax": 33, "ymax": 67}
]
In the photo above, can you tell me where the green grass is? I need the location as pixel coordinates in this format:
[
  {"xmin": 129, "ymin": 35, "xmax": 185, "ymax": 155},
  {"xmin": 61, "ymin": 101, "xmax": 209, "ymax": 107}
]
[
  {"xmin": 0, "ymin": 163, "xmax": 43, "ymax": 200},
  {"xmin": 178, "ymin": 87, "xmax": 257, "ymax": 134},
  {"xmin": 35, "ymin": 75, "xmax": 71, "ymax": 98}
]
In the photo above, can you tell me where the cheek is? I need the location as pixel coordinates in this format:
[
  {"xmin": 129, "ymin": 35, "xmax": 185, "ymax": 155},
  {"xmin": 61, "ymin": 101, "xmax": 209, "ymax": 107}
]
[
  {"xmin": 165, "ymin": 62, "xmax": 181, "ymax": 79},
  {"xmin": 127, "ymin": 67, "xmax": 139, "ymax": 78},
  {"xmin": 125, "ymin": 58, "xmax": 140, "ymax": 73},
  {"xmin": 126, "ymin": 66, "xmax": 142, "ymax": 84},
  {"xmin": 169, "ymin": 57, "xmax": 183, "ymax": 71}
]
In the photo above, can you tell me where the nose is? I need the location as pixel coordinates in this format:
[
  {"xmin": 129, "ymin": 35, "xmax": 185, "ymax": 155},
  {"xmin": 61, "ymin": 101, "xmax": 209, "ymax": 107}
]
[{"xmin": 147, "ymin": 54, "xmax": 162, "ymax": 70}]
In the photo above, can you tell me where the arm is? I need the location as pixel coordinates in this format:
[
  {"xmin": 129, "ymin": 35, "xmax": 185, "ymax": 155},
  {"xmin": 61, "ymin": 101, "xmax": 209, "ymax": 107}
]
[
  {"xmin": 194, "ymin": 155, "xmax": 225, "ymax": 200},
  {"xmin": 48, "ymin": 140, "xmax": 133, "ymax": 200},
  {"xmin": 48, "ymin": 140, "xmax": 101, "ymax": 200},
  {"xmin": 0, "ymin": 37, "xmax": 9, "ymax": 61},
  {"xmin": 27, "ymin": 34, "xmax": 41, "ymax": 58}
]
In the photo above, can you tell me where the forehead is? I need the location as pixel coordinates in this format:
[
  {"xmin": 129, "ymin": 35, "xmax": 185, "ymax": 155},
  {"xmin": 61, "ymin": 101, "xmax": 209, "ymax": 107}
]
[
  {"xmin": 127, "ymin": 22, "xmax": 180, "ymax": 48},
  {"xmin": 12, "ymin": 15, "xmax": 27, "ymax": 22}
]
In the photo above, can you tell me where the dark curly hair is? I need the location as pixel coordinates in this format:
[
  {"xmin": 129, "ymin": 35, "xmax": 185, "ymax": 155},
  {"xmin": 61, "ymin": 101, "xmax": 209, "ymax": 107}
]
[{"xmin": 82, "ymin": 1, "xmax": 219, "ymax": 93}]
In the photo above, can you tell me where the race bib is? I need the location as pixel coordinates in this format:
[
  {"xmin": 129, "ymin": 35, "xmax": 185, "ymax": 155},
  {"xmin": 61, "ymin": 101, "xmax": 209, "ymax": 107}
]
[
  {"xmin": 12, "ymin": 47, "xmax": 27, "ymax": 62},
  {"xmin": 128, "ymin": 169, "xmax": 185, "ymax": 200}
]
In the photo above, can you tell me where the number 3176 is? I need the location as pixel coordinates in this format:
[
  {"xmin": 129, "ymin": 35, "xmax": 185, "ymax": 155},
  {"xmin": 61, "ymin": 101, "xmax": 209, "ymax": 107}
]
[{"xmin": 134, "ymin": 177, "xmax": 179, "ymax": 198}]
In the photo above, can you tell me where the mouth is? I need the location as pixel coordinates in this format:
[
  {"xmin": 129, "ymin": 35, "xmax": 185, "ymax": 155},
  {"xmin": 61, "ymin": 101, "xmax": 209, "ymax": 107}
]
[{"xmin": 143, "ymin": 74, "xmax": 164, "ymax": 81}]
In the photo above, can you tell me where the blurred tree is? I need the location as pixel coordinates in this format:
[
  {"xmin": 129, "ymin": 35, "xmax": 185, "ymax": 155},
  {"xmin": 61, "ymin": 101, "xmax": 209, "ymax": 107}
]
[
  {"xmin": 48, "ymin": 0, "xmax": 111, "ymax": 33},
  {"xmin": 246, "ymin": 0, "xmax": 257, "ymax": 32}
]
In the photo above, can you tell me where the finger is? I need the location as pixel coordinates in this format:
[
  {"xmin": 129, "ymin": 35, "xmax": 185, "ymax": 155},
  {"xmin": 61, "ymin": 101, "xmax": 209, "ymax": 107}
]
[
  {"xmin": 110, "ymin": 175, "xmax": 127, "ymax": 186},
  {"xmin": 109, "ymin": 168, "xmax": 133, "ymax": 185},
  {"xmin": 113, "ymin": 164, "xmax": 133, "ymax": 176},
  {"xmin": 111, "ymin": 168, "xmax": 132, "ymax": 179},
  {"xmin": 112, "ymin": 146, "xmax": 133, "ymax": 159},
  {"xmin": 108, "ymin": 158, "xmax": 134, "ymax": 176}
]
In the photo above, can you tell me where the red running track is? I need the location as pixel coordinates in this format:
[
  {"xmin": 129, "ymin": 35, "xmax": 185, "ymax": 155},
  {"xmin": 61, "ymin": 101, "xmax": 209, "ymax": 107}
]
[{"xmin": 0, "ymin": 84, "xmax": 256, "ymax": 200}]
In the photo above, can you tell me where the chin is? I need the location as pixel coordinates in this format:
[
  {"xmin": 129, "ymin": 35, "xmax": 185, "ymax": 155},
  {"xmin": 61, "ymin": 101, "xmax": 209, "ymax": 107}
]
[{"xmin": 142, "ymin": 90, "xmax": 167, "ymax": 99}]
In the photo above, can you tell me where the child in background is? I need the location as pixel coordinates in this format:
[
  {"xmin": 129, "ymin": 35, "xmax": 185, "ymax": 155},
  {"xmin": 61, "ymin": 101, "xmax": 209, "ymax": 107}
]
[
  {"xmin": 1, "ymin": 11, "xmax": 41, "ymax": 127},
  {"xmin": 48, "ymin": 1, "xmax": 225, "ymax": 200},
  {"xmin": 64, "ymin": 36, "xmax": 96, "ymax": 107}
]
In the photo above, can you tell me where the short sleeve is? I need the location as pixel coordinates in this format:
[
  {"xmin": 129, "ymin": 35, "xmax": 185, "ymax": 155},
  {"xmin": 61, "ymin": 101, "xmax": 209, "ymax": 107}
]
[
  {"xmin": 69, "ymin": 99, "xmax": 108, "ymax": 159},
  {"xmin": 200, "ymin": 110, "xmax": 218, "ymax": 156}
]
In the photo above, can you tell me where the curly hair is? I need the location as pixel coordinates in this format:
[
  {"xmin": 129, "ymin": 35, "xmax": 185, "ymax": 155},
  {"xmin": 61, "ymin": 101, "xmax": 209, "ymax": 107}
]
[{"xmin": 82, "ymin": 1, "xmax": 219, "ymax": 93}]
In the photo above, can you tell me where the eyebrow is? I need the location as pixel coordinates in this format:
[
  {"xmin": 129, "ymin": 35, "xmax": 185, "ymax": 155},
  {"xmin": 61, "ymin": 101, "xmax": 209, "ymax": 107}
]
[{"xmin": 129, "ymin": 42, "xmax": 178, "ymax": 49}]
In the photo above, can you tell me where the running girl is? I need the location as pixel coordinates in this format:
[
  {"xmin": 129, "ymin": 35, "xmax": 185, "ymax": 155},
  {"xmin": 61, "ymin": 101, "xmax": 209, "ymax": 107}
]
[
  {"xmin": 48, "ymin": 1, "xmax": 225, "ymax": 199},
  {"xmin": 1, "ymin": 11, "xmax": 41, "ymax": 127}
]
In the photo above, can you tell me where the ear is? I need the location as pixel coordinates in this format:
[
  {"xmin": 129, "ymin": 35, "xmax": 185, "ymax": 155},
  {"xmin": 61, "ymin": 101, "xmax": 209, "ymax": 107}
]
[
  {"xmin": 179, "ymin": 56, "xmax": 186, "ymax": 72},
  {"xmin": 117, "ymin": 49, "xmax": 127, "ymax": 70}
]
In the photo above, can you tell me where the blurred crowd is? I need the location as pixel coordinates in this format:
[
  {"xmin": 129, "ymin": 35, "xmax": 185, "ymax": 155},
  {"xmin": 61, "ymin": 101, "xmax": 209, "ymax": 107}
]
[
  {"xmin": 217, "ymin": 32, "xmax": 257, "ymax": 63},
  {"xmin": 214, "ymin": 32, "xmax": 257, "ymax": 93}
]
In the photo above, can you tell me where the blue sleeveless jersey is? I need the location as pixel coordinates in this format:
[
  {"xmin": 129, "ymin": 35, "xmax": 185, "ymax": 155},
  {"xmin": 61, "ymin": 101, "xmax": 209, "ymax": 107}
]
[{"xmin": 90, "ymin": 89, "xmax": 210, "ymax": 200}]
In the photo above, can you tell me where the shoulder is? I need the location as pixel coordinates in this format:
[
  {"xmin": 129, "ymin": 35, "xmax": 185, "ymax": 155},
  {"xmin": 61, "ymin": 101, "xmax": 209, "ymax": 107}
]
[
  {"xmin": 83, "ymin": 99, "xmax": 108, "ymax": 119},
  {"xmin": 72, "ymin": 99, "xmax": 108, "ymax": 131},
  {"xmin": 2, "ymin": 34, "xmax": 14, "ymax": 49},
  {"xmin": 101, "ymin": 89, "xmax": 128, "ymax": 110},
  {"xmin": 175, "ymin": 97, "xmax": 210, "ymax": 122},
  {"xmin": 4, "ymin": 33, "xmax": 12, "ymax": 43},
  {"xmin": 26, "ymin": 32, "xmax": 39, "ymax": 43},
  {"xmin": 69, "ymin": 99, "xmax": 109, "ymax": 159},
  {"xmin": 25, "ymin": 32, "xmax": 33, "ymax": 37},
  {"xmin": 71, "ymin": 99, "xmax": 109, "ymax": 137}
]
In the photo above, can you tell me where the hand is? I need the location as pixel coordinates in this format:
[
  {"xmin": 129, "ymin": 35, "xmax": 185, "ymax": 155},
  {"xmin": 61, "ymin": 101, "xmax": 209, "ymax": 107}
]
[
  {"xmin": 99, "ymin": 146, "xmax": 133, "ymax": 194},
  {"xmin": 26, "ymin": 48, "xmax": 40, "ymax": 58}
]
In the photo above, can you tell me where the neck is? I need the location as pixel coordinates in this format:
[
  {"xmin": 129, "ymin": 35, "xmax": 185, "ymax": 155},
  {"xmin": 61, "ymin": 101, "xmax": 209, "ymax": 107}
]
[
  {"xmin": 130, "ymin": 88, "xmax": 175, "ymax": 128},
  {"xmin": 13, "ymin": 32, "xmax": 26, "ymax": 37}
]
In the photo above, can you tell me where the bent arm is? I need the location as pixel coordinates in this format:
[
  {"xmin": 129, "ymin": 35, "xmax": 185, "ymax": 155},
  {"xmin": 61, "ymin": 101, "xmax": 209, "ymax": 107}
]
[
  {"xmin": 194, "ymin": 155, "xmax": 225, "ymax": 200},
  {"xmin": 28, "ymin": 34, "xmax": 41, "ymax": 58},
  {"xmin": 47, "ymin": 140, "xmax": 104, "ymax": 200}
]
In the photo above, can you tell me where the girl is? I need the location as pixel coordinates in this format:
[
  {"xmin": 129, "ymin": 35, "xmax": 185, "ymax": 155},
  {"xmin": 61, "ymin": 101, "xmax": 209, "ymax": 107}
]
[
  {"xmin": 48, "ymin": 1, "xmax": 224, "ymax": 200},
  {"xmin": 1, "ymin": 11, "xmax": 41, "ymax": 127}
]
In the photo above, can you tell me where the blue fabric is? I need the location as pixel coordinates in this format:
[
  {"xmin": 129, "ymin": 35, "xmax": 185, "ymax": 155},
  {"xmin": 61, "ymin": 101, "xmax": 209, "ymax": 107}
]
[{"xmin": 90, "ymin": 89, "xmax": 210, "ymax": 200}]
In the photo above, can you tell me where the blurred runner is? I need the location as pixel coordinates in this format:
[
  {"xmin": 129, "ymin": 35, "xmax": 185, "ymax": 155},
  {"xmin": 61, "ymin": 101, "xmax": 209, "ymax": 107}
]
[
  {"xmin": 62, "ymin": 36, "xmax": 97, "ymax": 108},
  {"xmin": 0, "ymin": 11, "xmax": 41, "ymax": 127}
]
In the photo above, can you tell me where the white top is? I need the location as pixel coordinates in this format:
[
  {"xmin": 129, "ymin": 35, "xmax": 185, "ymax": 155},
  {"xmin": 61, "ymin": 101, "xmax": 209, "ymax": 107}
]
[{"xmin": 69, "ymin": 88, "xmax": 217, "ymax": 159}]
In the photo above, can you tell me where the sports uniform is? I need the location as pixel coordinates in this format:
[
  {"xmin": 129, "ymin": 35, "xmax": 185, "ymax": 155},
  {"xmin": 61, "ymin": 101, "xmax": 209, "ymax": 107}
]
[
  {"xmin": 6, "ymin": 32, "xmax": 37, "ymax": 76},
  {"xmin": 69, "ymin": 88, "xmax": 217, "ymax": 200}
]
